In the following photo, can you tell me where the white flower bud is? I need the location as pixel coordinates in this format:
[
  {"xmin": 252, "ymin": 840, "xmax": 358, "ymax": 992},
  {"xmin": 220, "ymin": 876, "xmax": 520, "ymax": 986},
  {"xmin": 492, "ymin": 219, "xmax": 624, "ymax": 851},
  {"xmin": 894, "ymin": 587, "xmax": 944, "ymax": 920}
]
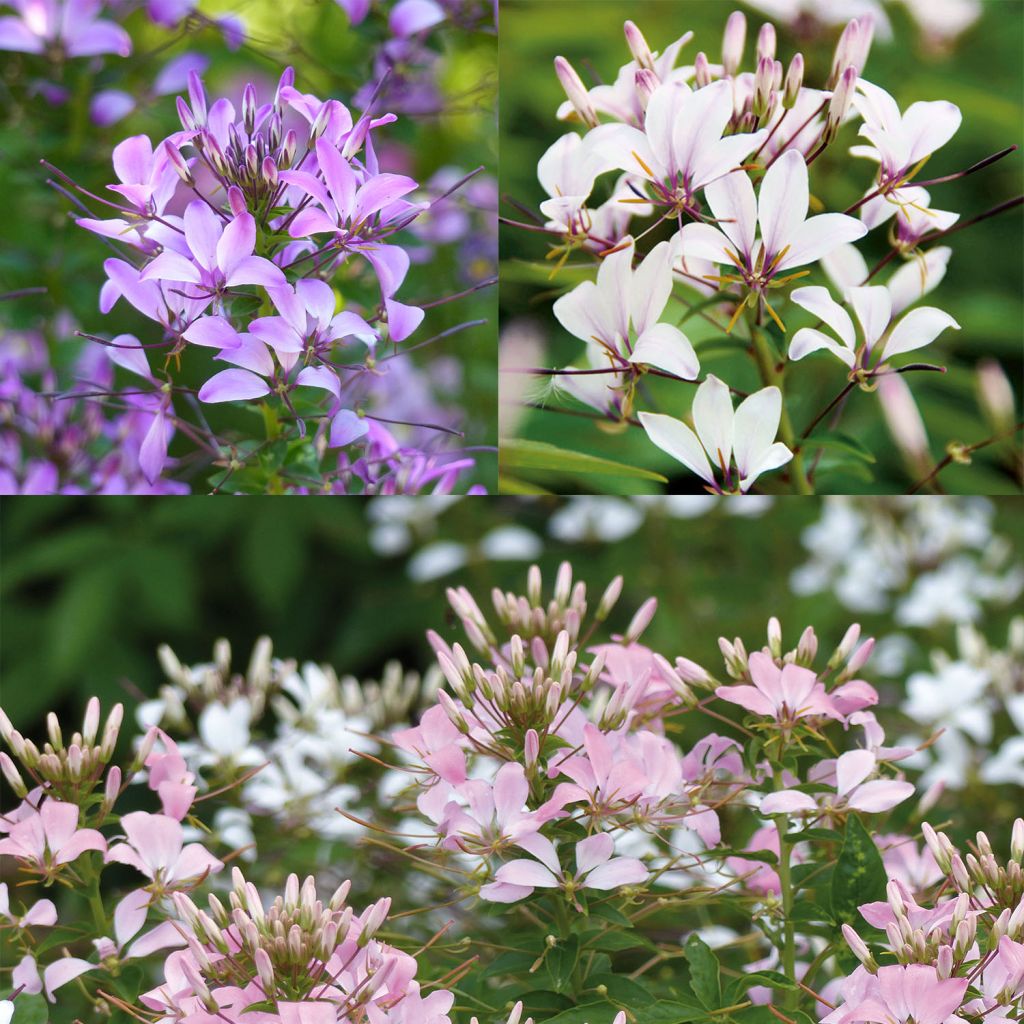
[
  {"xmin": 624, "ymin": 20, "xmax": 655, "ymax": 72},
  {"xmin": 554, "ymin": 57, "xmax": 598, "ymax": 128},
  {"xmin": 783, "ymin": 53, "xmax": 803, "ymax": 109},
  {"xmin": 694, "ymin": 51, "xmax": 712, "ymax": 89},
  {"xmin": 721, "ymin": 11, "xmax": 746, "ymax": 77}
]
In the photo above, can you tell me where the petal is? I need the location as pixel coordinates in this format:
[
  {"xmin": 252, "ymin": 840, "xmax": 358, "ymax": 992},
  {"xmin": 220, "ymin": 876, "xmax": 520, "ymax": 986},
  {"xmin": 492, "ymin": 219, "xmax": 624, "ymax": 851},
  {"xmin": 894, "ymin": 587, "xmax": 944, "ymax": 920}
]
[
  {"xmin": 43, "ymin": 959, "xmax": 94, "ymax": 1001},
  {"xmin": 329, "ymin": 409, "xmax": 369, "ymax": 448},
  {"xmin": 836, "ymin": 750, "xmax": 876, "ymax": 797},
  {"xmin": 171, "ymin": 843, "xmax": 222, "ymax": 882},
  {"xmin": 847, "ymin": 780, "xmax": 915, "ymax": 813},
  {"xmin": 0, "ymin": 16, "xmax": 45, "ymax": 52},
  {"xmin": 215, "ymin": 212, "xmax": 256, "ymax": 276},
  {"xmin": 675, "ymin": 221, "xmax": 733, "ymax": 264},
  {"xmin": 139, "ymin": 250, "xmax": 201, "ymax": 284},
  {"xmin": 761, "ymin": 791, "xmax": 818, "ymax": 815},
  {"xmin": 882, "ymin": 306, "xmax": 959, "ymax": 360},
  {"xmin": 788, "ymin": 327, "xmax": 856, "ymax": 366},
  {"xmin": 124, "ymin": 920, "xmax": 187, "ymax": 960},
  {"xmin": 789, "ymin": 285, "xmax": 856, "ymax": 349},
  {"xmin": 692, "ymin": 374, "xmax": 734, "ymax": 472},
  {"xmin": 739, "ymin": 442, "xmax": 792, "ymax": 492},
  {"xmin": 758, "ymin": 149, "xmax": 808, "ymax": 262},
  {"xmin": 887, "ymin": 247, "xmax": 951, "ymax": 316},
  {"xmin": 216, "ymin": 335, "xmax": 274, "ymax": 376},
  {"xmin": 248, "ymin": 316, "xmax": 303, "ymax": 355},
  {"xmin": 198, "ymin": 368, "xmax": 270, "ymax": 403},
  {"xmin": 515, "ymin": 832, "xmax": 561, "ymax": 873},
  {"xmin": 66, "ymin": 19, "xmax": 130, "ymax": 57},
  {"xmin": 595, "ymin": 237, "xmax": 635, "ymax": 345},
  {"xmin": 575, "ymin": 833, "xmax": 613, "ymax": 875},
  {"xmin": 111, "ymin": 135, "xmax": 153, "ymax": 186},
  {"xmin": 629, "ymin": 323, "xmax": 699, "ymax": 380},
  {"xmin": 690, "ymin": 129, "xmax": 768, "ymax": 192},
  {"xmin": 315, "ymin": 139, "xmax": 356, "ymax": 220},
  {"xmin": 107, "ymin": 334, "xmax": 151, "ymax": 378},
  {"xmin": 182, "ymin": 315, "xmax": 243, "ymax": 349},
  {"xmin": 776, "ymin": 213, "xmax": 867, "ymax": 272},
  {"xmin": 584, "ymin": 856, "xmax": 648, "ymax": 890},
  {"xmin": 53, "ymin": 829, "xmax": 107, "ymax": 864},
  {"xmin": 493, "ymin": 763, "xmax": 528, "ymax": 825},
  {"xmin": 733, "ymin": 386, "xmax": 782, "ymax": 481},
  {"xmin": 224, "ymin": 255, "xmax": 286, "ymax": 289},
  {"xmin": 287, "ymin": 208, "xmax": 341, "ymax": 237},
  {"xmin": 553, "ymin": 280, "xmax": 605, "ymax": 344},
  {"xmin": 705, "ymin": 168, "xmax": 757, "ymax": 259},
  {"xmin": 295, "ymin": 365, "xmax": 341, "ymax": 401},
  {"xmin": 182, "ymin": 201, "xmax": 222, "ymax": 271},
  {"xmin": 494, "ymin": 859, "xmax": 557, "ymax": 888},
  {"xmin": 849, "ymin": 286, "xmax": 893, "ymax": 352},
  {"xmin": 629, "ymin": 240, "xmax": 673, "ymax": 336},
  {"xmin": 901, "ymin": 100, "xmax": 962, "ymax": 165},
  {"xmin": 638, "ymin": 411, "xmax": 714, "ymax": 485},
  {"xmin": 716, "ymin": 684, "xmax": 776, "ymax": 717},
  {"xmin": 354, "ymin": 173, "xmax": 418, "ymax": 222},
  {"xmin": 114, "ymin": 888, "xmax": 151, "ymax": 947},
  {"xmin": 671, "ymin": 80, "xmax": 732, "ymax": 182},
  {"xmin": 40, "ymin": 801, "xmax": 79, "ymax": 852}
]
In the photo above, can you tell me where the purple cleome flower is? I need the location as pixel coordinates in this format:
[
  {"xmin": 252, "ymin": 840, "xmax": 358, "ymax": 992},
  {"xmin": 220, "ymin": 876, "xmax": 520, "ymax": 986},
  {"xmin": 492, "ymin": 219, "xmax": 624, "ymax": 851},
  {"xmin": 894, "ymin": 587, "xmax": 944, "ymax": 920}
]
[{"xmin": 0, "ymin": 0, "xmax": 131, "ymax": 57}]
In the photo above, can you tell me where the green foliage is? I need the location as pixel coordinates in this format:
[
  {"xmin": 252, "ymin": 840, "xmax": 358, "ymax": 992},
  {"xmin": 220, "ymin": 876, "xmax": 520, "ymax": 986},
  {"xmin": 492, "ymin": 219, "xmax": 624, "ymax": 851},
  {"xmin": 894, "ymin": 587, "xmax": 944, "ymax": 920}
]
[{"xmin": 831, "ymin": 815, "xmax": 889, "ymax": 927}]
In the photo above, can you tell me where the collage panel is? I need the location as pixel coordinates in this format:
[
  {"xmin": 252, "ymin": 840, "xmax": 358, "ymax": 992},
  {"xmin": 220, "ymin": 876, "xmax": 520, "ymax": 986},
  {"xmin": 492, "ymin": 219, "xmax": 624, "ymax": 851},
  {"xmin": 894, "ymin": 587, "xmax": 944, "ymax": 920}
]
[
  {"xmin": 0, "ymin": 0, "xmax": 497, "ymax": 495},
  {"xmin": 1, "ymin": 494, "xmax": 1023, "ymax": 1024},
  {"xmin": 498, "ymin": 0, "xmax": 1022, "ymax": 495}
]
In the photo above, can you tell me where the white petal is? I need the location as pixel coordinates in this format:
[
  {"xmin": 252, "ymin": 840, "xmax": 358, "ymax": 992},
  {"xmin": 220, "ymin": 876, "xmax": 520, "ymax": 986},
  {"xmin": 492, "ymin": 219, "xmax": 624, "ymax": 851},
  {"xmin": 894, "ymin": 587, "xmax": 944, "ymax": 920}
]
[
  {"xmin": 739, "ymin": 442, "xmax": 792, "ymax": 492},
  {"xmin": 901, "ymin": 100, "xmax": 962, "ymax": 165},
  {"xmin": 692, "ymin": 374, "xmax": 734, "ymax": 472},
  {"xmin": 788, "ymin": 327, "xmax": 856, "ymax": 367},
  {"xmin": 704, "ymin": 168, "xmax": 757, "ymax": 260},
  {"xmin": 849, "ymin": 286, "xmax": 892, "ymax": 352},
  {"xmin": 596, "ymin": 237, "xmax": 635, "ymax": 344},
  {"xmin": 757, "ymin": 149, "xmax": 809, "ymax": 263},
  {"xmin": 645, "ymin": 81, "xmax": 695, "ymax": 178},
  {"xmin": 630, "ymin": 240, "xmax": 674, "ymax": 336},
  {"xmin": 638, "ymin": 411, "xmax": 714, "ymax": 485},
  {"xmin": 690, "ymin": 128, "xmax": 769, "ymax": 191},
  {"xmin": 821, "ymin": 242, "xmax": 870, "ymax": 298},
  {"xmin": 671, "ymin": 80, "xmax": 732, "ymax": 182},
  {"xmin": 882, "ymin": 306, "xmax": 959, "ymax": 359},
  {"xmin": 789, "ymin": 285, "xmax": 856, "ymax": 349},
  {"xmin": 552, "ymin": 280, "xmax": 603, "ymax": 344},
  {"xmin": 629, "ymin": 323, "xmax": 699, "ymax": 380},
  {"xmin": 733, "ymin": 385, "xmax": 782, "ymax": 481},
  {"xmin": 675, "ymin": 222, "xmax": 733, "ymax": 264},
  {"xmin": 777, "ymin": 213, "xmax": 867, "ymax": 272},
  {"xmin": 887, "ymin": 247, "xmax": 951, "ymax": 316}
]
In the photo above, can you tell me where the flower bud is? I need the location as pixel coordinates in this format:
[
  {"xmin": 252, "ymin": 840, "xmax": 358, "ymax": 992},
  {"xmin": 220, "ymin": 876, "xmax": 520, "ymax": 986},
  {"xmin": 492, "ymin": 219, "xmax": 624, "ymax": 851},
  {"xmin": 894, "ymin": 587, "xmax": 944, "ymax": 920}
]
[
  {"xmin": 554, "ymin": 561, "xmax": 572, "ymax": 606},
  {"xmin": 767, "ymin": 617, "xmax": 783, "ymax": 658},
  {"xmin": 721, "ymin": 11, "xmax": 746, "ymax": 77},
  {"xmin": 227, "ymin": 185, "xmax": 247, "ymax": 217},
  {"xmin": 359, "ymin": 897, "xmax": 390, "ymax": 945},
  {"xmin": 935, "ymin": 944, "xmax": 954, "ymax": 978},
  {"xmin": 0, "ymin": 752, "xmax": 26, "ymax": 798},
  {"xmin": 242, "ymin": 83, "xmax": 257, "ymax": 136},
  {"xmin": 310, "ymin": 101, "xmax": 333, "ymax": 142},
  {"xmin": 82, "ymin": 697, "xmax": 101, "ymax": 747},
  {"xmin": 752, "ymin": 56, "xmax": 774, "ymax": 119},
  {"xmin": 596, "ymin": 575, "xmax": 623, "ymax": 621},
  {"xmin": 554, "ymin": 57, "xmax": 598, "ymax": 128},
  {"xmin": 977, "ymin": 358, "xmax": 1016, "ymax": 435},
  {"xmin": 280, "ymin": 128, "xmax": 298, "ymax": 169},
  {"xmin": 783, "ymin": 53, "xmax": 803, "ymax": 109},
  {"xmin": 757, "ymin": 23, "xmax": 776, "ymax": 62},
  {"xmin": 176, "ymin": 96, "xmax": 197, "ymax": 132},
  {"xmin": 842, "ymin": 924, "xmax": 877, "ymax": 971},
  {"xmin": 262, "ymin": 156, "xmax": 279, "ymax": 189},
  {"xmin": 624, "ymin": 20, "xmax": 655, "ymax": 72},
  {"xmin": 826, "ymin": 65, "xmax": 857, "ymax": 135},
  {"xmin": 100, "ymin": 703, "xmax": 123, "ymax": 761},
  {"xmin": 342, "ymin": 115, "xmax": 370, "ymax": 160},
  {"xmin": 187, "ymin": 70, "xmax": 207, "ymax": 125},
  {"xmin": 796, "ymin": 625, "xmax": 818, "ymax": 666},
  {"xmin": 624, "ymin": 597, "xmax": 657, "ymax": 644},
  {"xmin": 254, "ymin": 947, "xmax": 274, "ymax": 993},
  {"xmin": 524, "ymin": 729, "xmax": 539, "ymax": 772},
  {"xmin": 694, "ymin": 51, "xmax": 712, "ymax": 89},
  {"xmin": 1012, "ymin": 818, "xmax": 1024, "ymax": 863}
]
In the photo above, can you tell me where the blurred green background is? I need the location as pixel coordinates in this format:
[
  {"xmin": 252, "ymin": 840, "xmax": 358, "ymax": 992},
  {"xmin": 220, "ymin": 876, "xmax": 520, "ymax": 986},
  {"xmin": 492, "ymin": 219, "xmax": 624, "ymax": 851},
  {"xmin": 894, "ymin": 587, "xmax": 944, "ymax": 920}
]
[
  {"xmin": 0, "ymin": 0, "xmax": 498, "ymax": 489},
  {"xmin": 2, "ymin": 494, "xmax": 1021, "ymax": 736},
  {"xmin": 498, "ymin": 0, "xmax": 1023, "ymax": 495}
]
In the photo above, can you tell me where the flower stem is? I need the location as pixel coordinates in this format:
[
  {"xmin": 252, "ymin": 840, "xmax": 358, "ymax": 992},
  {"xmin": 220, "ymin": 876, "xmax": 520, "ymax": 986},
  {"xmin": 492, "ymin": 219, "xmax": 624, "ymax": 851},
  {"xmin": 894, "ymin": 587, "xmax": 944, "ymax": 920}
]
[
  {"xmin": 749, "ymin": 324, "xmax": 812, "ymax": 494},
  {"xmin": 776, "ymin": 824, "xmax": 798, "ymax": 1011}
]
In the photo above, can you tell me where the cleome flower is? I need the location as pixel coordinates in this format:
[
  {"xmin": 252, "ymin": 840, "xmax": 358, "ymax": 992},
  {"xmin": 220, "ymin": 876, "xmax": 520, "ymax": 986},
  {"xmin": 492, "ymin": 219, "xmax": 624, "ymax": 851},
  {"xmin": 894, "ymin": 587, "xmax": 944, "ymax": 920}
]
[{"xmin": 639, "ymin": 374, "xmax": 792, "ymax": 494}]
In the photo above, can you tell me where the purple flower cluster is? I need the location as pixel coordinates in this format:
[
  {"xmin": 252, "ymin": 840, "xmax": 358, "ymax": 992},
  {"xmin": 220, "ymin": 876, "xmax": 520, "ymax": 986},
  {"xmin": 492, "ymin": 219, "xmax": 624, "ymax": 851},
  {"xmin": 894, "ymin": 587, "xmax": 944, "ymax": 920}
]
[{"xmin": 0, "ymin": 327, "xmax": 187, "ymax": 494}]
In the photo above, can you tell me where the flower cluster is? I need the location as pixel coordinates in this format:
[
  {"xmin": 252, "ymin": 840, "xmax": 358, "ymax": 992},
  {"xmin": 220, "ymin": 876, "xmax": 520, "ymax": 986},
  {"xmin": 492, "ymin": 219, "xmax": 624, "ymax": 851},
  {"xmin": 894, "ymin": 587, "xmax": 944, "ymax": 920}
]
[{"xmin": 513, "ymin": 8, "xmax": 1019, "ymax": 493}]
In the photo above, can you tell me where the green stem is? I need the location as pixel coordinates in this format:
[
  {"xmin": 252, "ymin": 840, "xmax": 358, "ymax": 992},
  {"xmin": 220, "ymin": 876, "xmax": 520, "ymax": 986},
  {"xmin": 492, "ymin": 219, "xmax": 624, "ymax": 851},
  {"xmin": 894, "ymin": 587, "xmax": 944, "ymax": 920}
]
[
  {"xmin": 750, "ymin": 324, "xmax": 813, "ymax": 494},
  {"xmin": 85, "ymin": 867, "xmax": 107, "ymax": 935}
]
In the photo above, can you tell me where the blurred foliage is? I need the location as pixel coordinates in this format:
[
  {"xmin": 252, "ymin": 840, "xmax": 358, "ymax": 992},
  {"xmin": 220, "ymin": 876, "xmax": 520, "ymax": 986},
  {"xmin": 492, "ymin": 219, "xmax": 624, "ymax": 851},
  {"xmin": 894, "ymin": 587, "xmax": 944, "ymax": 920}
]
[
  {"xmin": 498, "ymin": 0, "xmax": 1023, "ymax": 494},
  {"xmin": 2, "ymin": 494, "xmax": 1021, "ymax": 734},
  {"xmin": 0, "ymin": 0, "xmax": 498, "ymax": 488}
]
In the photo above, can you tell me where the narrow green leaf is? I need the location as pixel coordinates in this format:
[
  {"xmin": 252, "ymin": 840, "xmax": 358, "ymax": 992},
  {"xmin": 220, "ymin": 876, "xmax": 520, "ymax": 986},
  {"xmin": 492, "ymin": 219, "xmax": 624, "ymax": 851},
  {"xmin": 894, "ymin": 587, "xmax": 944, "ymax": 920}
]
[
  {"xmin": 500, "ymin": 439, "xmax": 667, "ymax": 482},
  {"xmin": 11, "ymin": 994, "xmax": 47, "ymax": 1024}
]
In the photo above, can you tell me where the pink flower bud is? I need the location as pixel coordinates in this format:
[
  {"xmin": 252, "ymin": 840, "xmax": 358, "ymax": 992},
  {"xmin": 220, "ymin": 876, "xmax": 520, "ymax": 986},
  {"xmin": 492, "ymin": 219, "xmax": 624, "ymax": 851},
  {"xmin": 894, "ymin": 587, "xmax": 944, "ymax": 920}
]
[
  {"xmin": 753, "ymin": 56, "xmax": 774, "ymax": 117},
  {"xmin": 0, "ymin": 752, "xmax": 26, "ymax": 798},
  {"xmin": 624, "ymin": 20, "xmax": 654, "ymax": 71},
  {"xmin": 767, "ymin": 617, "xmax": 783, "ymax": 657},
  {"xmin": 756, "ymin": 22, "xmax": 776, "ymax": 62},
  {"xmin": 694, "ymin": 51, "xmax": 712, "ymax": 89},
  {"xmin": 82, "ymin": 697, "xmax": 100, "ymax": 747},
  {"xmin": 977, "ymin": 358, "xmax": 1016, "ymax": 433},
  {"xmin": 554, "ymin": 561, "xmax": 572, "ymax": 606},
  {"xmin": 227, "ymin": 186, "xmax": 247, "ymax": 217},
  {"xmin": 783, "ymin": 53, "xmax": 803, "ymax": 108},
  {"xmin": 878, "ymin": 374, "xmax": 929, "ymax": 470},
  {"xmin": 596, "ymin": 575, "xmax": 624, "ymax": 620},
  {"xmin": 826, "ymin": 65, "xmax": 858, "ymax": 132},
  {"xmin": 721, "ymin": 11, "xmax": 746, "ymax": 77},
  {"xmin": 635, "ymin": 68, "xmax": 658, "ymax": 111},
  {"xmin": 1012, "ymin": 818, "xmax": 1024, "ymax": 863},
  {"xmin": 524, "ymin": 729, "xmax": 539, "ymax": 771},
  {"xmin": 554, "ymin": 57, "xmax": 598, "ymax": 128},
  {"xmin": 842, "ymin": 924, "xmax": 876, "ymax": 971},
  {"xmin": 624, "ymin": 597, "xmax": 657, "ymax": 644}
]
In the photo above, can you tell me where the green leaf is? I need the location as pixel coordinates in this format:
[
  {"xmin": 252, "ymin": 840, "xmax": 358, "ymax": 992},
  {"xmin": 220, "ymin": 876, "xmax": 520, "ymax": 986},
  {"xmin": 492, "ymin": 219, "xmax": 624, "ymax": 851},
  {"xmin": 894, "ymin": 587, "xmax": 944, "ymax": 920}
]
[
  {"xmin": 500, "ymin": 438, "xmax": 668, "ymax": 482},
  {"xmin": 641, "ymin": 1001, "xmax": 709, "ymax": 1024},
  {"xmin": 545, "ymin": 934, "xmax": 579, "ymax": 994},
  {"xmin": 830, "ymin": 814, "xmax": 888, "ymax": 927},
  {"xmin": 684, "ymin": 934, "xmax": 722, "ymax": 1009},
  {"xmin": 727, "ymin": 970, "xmax": 798, "ymax": 1001},
  {"xmin": 11, "ymin": 995, "xmax": 47, "ymax": 1024},
  {"xmin": 543, "ymin": 1004, "xmax": 615, "ymax": 1024}
]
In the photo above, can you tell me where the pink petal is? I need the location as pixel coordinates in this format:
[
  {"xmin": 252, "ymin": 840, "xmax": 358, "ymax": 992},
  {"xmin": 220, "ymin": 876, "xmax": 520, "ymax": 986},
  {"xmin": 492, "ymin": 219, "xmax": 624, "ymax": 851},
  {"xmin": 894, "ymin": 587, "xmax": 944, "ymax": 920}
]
[
  {"xmin": 215, "ymin": 212, "xmax": 256, "ymax": 276},
  {"xmin": 761, "ymin": 790, "xmax": 817, "ymax": 815},
  {"xmin": 584, "ymin": 856, "xmax": 648, "ymax": 890},
  {"xmin": 836, "ymin": 750, "xmax": 876, "ymax": 798},
  {"xmin": 114, "ymin": 888, "xmax": 151, "ymax": 947},
  {"xmin": 43, "ymin": 958, "xmax": 94, "ymax": 1001},
  {"xmin": 140, "ymin": 250, "xmax": 201, "ymax": 285},
  {"xmin": 328, "ymin": 409, "xmax": 369, "ymax": 448},
  {"xmin": 493, "ymin": 763, "xmax": 528, "ymax": 826},
  {"xmin": 40, "ymin": 801, "xmax": 80, "ymax": 853},
  {"xmin": 182, "ymin": 315, "xmax": 243, "ymax": 349},
  {"xmin": 494, "ymin": 859, "xmax": 558, "ymax": 888},
  {"xmin": 575, "ymin": 833, "xmax": 613, "ymax": 875},
  {"xmin": 53, "ymin": 828, "xmax": 107, "ymax": 864},
  {"xmin": 716, "ymin": 684, "xmax": 776, "ymax": 717},
  {"xmin": 124, "ymin": 920, "xmax": 188, "ymax": 960},
  {"xmin": 847, "ymin": 780, "xmax": 915, "ymax": 813},
  {"xmin": 138, "ymin": 408, "xmax": 171, "ymax": 485}
]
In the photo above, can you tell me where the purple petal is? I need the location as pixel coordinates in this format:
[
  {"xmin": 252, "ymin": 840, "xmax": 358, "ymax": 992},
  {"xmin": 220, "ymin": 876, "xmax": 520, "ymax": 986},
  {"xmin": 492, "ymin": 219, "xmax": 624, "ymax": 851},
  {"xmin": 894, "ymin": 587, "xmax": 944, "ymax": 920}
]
[
  {"xmin": 90, "ymin": 90, "xmax": 135, "ymax": 125},
  {"xmin": 287, "ymin": 208, "xmax": 340, "ymax": 238},
  {"xmin": 139, "ymin": 409, "xmax": 171, "ymax": 484},
  {"xmin": 384, "ymin": 297, "xmax": 423, "ymax": 342},
  {"xmin": 224, "ymin": 255, "xmax": 286, "ymax": 289},
  {"xmin": 43, "ymin": 958, "xmax": 94, "ymax": 1000},
  {"xmin": 295, "ymin": 365, "xmax": 341, "ymax": 401},
  {"xmin": 316, "ymin": 139, "xmax": 356, "ymax": 220},
  {"xmin": 198, "ymin": 368, "xmax": 270, "ymax": 403},
  {"xmin": 215, "ymin": 335, "xmax": 273, "ymax": 376},
  {"xmin": 140, "ymin": 250, "xmax": 201, "ymax": 285},
  {"xmin": 215, "ymin": 212, "xmax": 256, "ymax": 276},
  {"xmin": 66, "ymin": 19, "xmax": 131, "ymax": 57},
  {"xmin": 248, "ymin": 316, "xmax": 303, "ymax": 355},
  {"xmin": 153, "ymin": 52, "xmax": 209, "ymax": 96},
  {"xmin": 328, "ymin": 409, "xmax": 369, "ymax": 448},
  {"xmin": 354, "ymin": 173, "xmax": 418, "ymax": 222},
  {"xmin": 0, "ymin": 16, "xmax": 45, "ymax": 53},
  {"xmin": 107, "ymin": 334, "xmax": 151, "ymax": 378},
  {"xmin": 182, "ymin": 201, "xmax": 222, "ymax": 272},
  {"xmin": 389, "ymin": 0, "xmax": 445, "ymax": 36},
  {"xmin": 112, "ymin": 136, "xmax": 155, "ymax": 186},
  {"xmin": 182, "ymin": 315, "xmax": 242, "ymax": 349}
]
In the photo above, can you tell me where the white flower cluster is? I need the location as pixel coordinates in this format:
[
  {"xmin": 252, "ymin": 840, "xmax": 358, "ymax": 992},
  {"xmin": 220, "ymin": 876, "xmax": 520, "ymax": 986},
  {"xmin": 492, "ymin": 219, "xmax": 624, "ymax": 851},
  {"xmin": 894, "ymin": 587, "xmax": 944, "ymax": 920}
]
[{"xmin": 791, "ymin": 496, "xmax": 1023, "ymax": 625}]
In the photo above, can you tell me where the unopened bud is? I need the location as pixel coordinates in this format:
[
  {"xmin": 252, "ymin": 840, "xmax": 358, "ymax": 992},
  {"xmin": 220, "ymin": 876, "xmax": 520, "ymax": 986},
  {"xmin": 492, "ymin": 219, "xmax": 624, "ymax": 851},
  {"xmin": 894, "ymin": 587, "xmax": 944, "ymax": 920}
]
[
  {"xmin": 554, "ymin": 561, "xmax": 572, "ymax": 606},
  {"xmin": 310, "ymin": 102, "xmax": 333, "ymax": 142},
  {"xmin": 753, "ymin": 56, "xmax": 773, "ymax": 118},
  {"xmin": 767, "ymin": 617, "xmax": 783, "ymax": 658},
  {"xmin": 342, "ymin": 115, "xmax": 370, "ymax": 160},
  {"xmin": 721, "ymin": 11, "xmax": 746, "ymax": 77},
  {"xmin": 596, "ymin": 576, "xmax": 624, "ymax": 621},
  {"xmin": 0, "ymin": 752, "xmax": 26, "ymax": 798},
  {"xmin": 796, "ymin": 625, "xmax": 818, "ymax": 666},
  {"xmin": 527, "ymin": 565, "xmax": 542, "ymax": 606},
  {"xmin": 624, "ymin": 20, "xmax": 655, "ymax": 71},
  {"xmin": 624, "ymin": 597, "xmax": 657, "ymax": 644},
  {"xmin": 242, "ymin": 83, "xmax": 257, "ymax": 135},
  {"xmin": 783, "ymin": 53, "xmax": 803, "ymax": 109},
  {"xmin": 524, "ymin": 729, "xmax": 539, "ymax": 772},
  {"xmin": 635, "ymin": 68, "xmax": 658, "ymax": 111},
  {"xmin": 253, "ymin": 947, "xmax": 274, "ymax": 993},
  {"xmin": 359, "ymin": 897, "xmax": 390, "ymax": 945},
  {"xmin": 977, "ymin": 358, "xmax": 1016, "ymax": 434},
  {"xmin": 100, "ymin": 703, "xmax": 123, "ymax": 760},
  {"xmin": 826, "ymin": 66, "xmax": 857, "ymax": 136},
  {"xmin": 82, "ymin": 698, "xmax": 101, "ymax": 747},
  {"xmin": 101, "ymin": 764, "xmax": 121, "ymax": 814},
  {"xmin": 694, "ymin": 51, "xmax": 712, "ymax": 89},
  {"xmin": 842, "ymin": 924, "xmax": 877, "ymax": 971},
  {"xmin": 554, "ymin": 56, "xmax": 598, "ymax": 128},
  {"xmin": 227, "ymin": 185, "xmax": 247, "ymax": 217},
  {"xmin": 1012, "ymin": 818, "xmax": 1024, "ymax": 863},
  {"xmin": 280, "ymin": 128, "xmax": 298, "ymax": 169},
  {"xmin": 262, "ymin": 156, "xmax": 279, "ymax": 188}
]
